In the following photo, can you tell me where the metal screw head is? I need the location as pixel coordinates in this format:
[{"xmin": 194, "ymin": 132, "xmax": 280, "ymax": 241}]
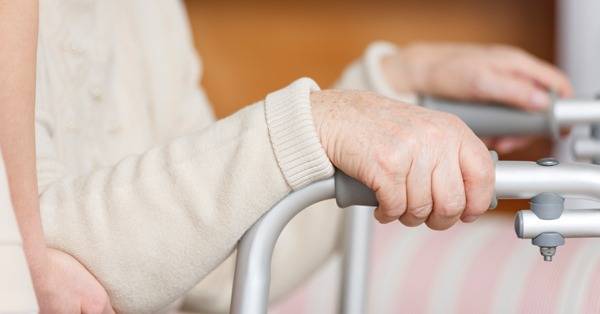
[
  {"xmin": 540, "ymin": 246, "xmax": 556, "ymax": 262},
  {"xmin": 536, "ymin": 158, "xmax": 559, "ymax": 167}
]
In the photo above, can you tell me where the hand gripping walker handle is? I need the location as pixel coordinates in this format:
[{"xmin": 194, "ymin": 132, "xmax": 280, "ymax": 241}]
[{"xmin": 335, "ymin": 151, "xmax": 500, "ymax": 209}]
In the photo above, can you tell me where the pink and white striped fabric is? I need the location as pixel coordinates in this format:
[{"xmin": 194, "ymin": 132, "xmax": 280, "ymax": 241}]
[{"xmin": 270, "ymin": 212, "xmax": 600, "ymax": 314}]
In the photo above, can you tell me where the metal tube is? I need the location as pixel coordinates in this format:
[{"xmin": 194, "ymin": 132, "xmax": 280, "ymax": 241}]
[
  {"xmin": 340, "ymin": 206, "xmax": 373, "ymax": 314},
  {"xmin": 555, "ymin": 99, "xmax": 600, "ymax": 126},
  {"xmin": 232, "ymin": 160, "xmax": 600, "ymax": 314},
  {"xmin": 516, "ymin": 209, "xmax": 600, "ymax": 238},
  {"xmin": 230, "ymin": 178, "xmax": 336, "ymax": 314},
  {"xmin": 495, "ymin": 161, "xmax": 600, "ymax": 200},
  {"xmin": 420, "ymin": 96, "xmax": 550, "ymax": 137},
  {"xmin": 572, "ymin": 137, "xmax": 600, "ymax": 159},
  {"xmin": 421, "ymin": 96, "xmax": 600, "ymax": 138}
]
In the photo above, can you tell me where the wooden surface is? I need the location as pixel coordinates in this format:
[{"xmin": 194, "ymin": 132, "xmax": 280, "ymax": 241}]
[{"xmin": 184, "ymin": 0, "xmax": 556, "ymax": 211}]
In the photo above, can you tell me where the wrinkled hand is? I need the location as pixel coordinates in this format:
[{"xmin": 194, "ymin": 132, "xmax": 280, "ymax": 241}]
[
  {"xmin": 311, "ymin": 90, "xmax": 494, "ymax": 227},
  {"xmin": 381, "ymin": 43, "xmax": 574, "ymax": 153},
  {"xmin": 35, "ymin": 248, "xmax": 114, "ymax": 314}
]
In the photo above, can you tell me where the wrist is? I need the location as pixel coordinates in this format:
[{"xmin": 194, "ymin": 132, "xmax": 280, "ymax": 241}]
[
  {"xmin": 381, "ymin": 52, "xmax": 413, "ymax": 93},
  {"xmin": 310, "ymin": 89, "xmax": 368, "ymax": 166},
  {"xmin": 382, "ymin": 44, "xmax": 433, "ymax": 94},
  {"xmin": 22, "ymin": 235, "xmax": 51, "ymax": 294},
  {"xmin": 310, "ymin": 90, "xmax": 344, "ymax": 163}
]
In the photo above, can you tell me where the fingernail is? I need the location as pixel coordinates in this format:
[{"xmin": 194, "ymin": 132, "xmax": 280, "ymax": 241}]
[
  {"xmin": 461, "ymin": 215, "xmax": 478, "ymax": 223},
  {"xmin": 530, "ymin": 91, "xmax": 550, "ymax": 109}
]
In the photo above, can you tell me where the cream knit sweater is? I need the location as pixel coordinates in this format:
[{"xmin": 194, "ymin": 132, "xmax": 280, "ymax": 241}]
[{"xmin": 35, "ymin": 0, "xmax": 407, "ymax": 313}]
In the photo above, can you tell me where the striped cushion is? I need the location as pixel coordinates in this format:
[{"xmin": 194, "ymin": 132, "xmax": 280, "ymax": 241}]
[{"xmin": 271, "ymin": 212, "xmax": 600, "ymax": 314}]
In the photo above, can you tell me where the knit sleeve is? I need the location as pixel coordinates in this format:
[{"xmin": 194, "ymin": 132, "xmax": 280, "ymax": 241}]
[
  {"xmin": 334, "ymin": 41, "xmax": 418, "ymax": 104},
  {"xmin": 39, "ymin": 78, "xmax": 333, "ymax": 313}
]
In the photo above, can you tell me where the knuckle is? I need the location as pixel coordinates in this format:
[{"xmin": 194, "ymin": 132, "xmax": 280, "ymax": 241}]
[
  {"xmin": 408, "ymin": 202, "xmax": 433, "ymax": 219},
  {"xmin": 437, "ymin": 112, "xmax": 466, "ymax": 131},
  {"xmin": 469, "ymin": 204, "xmax": 489, "ymax": 216},
  {"xmin": 436, "ymin": 196, "xmax": 466, "ymax": 218},
  {"xmin": 476, "ymin": 166, "xmax": 494, "ymax": 186},
  {"xmin": 373, "ymin": 144, "xmax": 402, "ymax": 173},
  {"xmin": 472, "ymin": 154, "xmax": 495, "ymax": 184},
  {"xmin": 423, "ymin": 126, "xmax": 445, "ymax": 142},
  {"xmin": 403, "ymin": 134, "xmax": 421, "ymax": 150},
  {"xmin": 383, "ymin": 208, "xmax": 404, "ymax": 218},
  {"xmin": 446, "ymin": 111, "xmax": 462, "ymax": 124},
  {"xmin": 373, "ymin": 149, "xmax": 399, "ymax": 181},
  {"xmin": 376, "ymin": 208, "xmax": 403, "ymax": 224}
]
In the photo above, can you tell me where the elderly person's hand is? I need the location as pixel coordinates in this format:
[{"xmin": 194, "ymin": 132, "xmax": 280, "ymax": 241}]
[
  {"xmin": 381, "ymin": 43, "xmax": 574, "ymax": 153},
  {"xmin": 311, "ymin": 90, "xmax": 494, "ymax": 227}
]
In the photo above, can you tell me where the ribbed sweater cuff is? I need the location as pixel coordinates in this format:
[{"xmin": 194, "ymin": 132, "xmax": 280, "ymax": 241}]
[
  {"xmin": 364, "ymin": 41, "xmax": 418, "ymax": 104},
  {"xmin": 265, "ymin": 77, "xmax": 334, "ymax": 190}
]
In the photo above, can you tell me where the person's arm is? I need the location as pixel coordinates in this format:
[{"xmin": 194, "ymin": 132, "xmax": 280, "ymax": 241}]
[
  {"xmin": 0, "ymin": 3, "xmax": 115, "ymax": 313},
  {"xmin": 0, "ymin": 0, "xmax": 46, "ymax": 301},
  {"xmin": 39, "ymin": 78, "xmax": 333, "ymax": 313}
]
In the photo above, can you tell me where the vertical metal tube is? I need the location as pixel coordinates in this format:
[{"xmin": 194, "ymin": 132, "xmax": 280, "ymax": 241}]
[
  {"xmin": 230, "ymin": 178, "xmax": 336, "ymax": 314},
  {"xmin": 340, "ymin": 206, "xmax": 373, "ymax": 314}
]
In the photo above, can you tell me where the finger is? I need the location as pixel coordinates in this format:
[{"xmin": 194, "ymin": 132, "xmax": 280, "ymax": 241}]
[
  {"xmin": 496, "ymin": 49, "xmax": 574, "ymax": 98},
  {"xmin": 399, "ymin": 156, "xmax": 433, "ymax": 227},
  {"xmin": 474, "ymin": 71, "xmax": 551, "ymax": 111},
  {"xmin": 426, "ymin": 153, "xmax": 465, "ymax": 230},
  {"xmin": 514, "ymin": 59, "xmax": 573, "ymax": 97},
  {"xmin": 373, "ymin": 172, "xmax": 407, "ymax": 224},
  {"xmin": 459, "ymin": 136, "xmax": 494, "ymax": 223}
]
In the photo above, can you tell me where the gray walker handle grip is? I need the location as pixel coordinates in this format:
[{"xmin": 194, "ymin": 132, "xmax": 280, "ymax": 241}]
[
  {"xmin": 421, "ymin": 96, "xmax": 557, "ymax": 137},
  {"xmin": 335, "ymin": 171, "xmax": 378, "ymax": 208}
]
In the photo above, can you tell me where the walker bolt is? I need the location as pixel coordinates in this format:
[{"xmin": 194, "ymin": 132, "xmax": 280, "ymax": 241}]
[
  {"xmin": 536, "ymin": 157, "xmax": 559, "ymax": 167},
  {"xmin": 540, "ymin": 246, "xmax": 556, "ymax": 262},
  {"xmin": 532, "ymin": 232, "xmax": 564, "ymax": 262}
]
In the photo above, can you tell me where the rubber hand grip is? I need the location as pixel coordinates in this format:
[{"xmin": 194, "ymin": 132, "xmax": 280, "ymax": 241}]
[
  {"xmin": 334, "ymin": 171, "xmax": 377, "ymax": 208},
  {"xmin": 421, "ymin": 96, "xmax": 552, "ymax": 137}
]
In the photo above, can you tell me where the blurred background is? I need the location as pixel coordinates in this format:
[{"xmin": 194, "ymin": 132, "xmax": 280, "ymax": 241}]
[
  {"xmin": 185, "ymin": 0, "xmax": 555, "ymax": 118},
  {"xmin": 182, "ymin": 1, "xmax": 600, "ymax": 313},
  {"xmin": 184, "ymin": 0, "xmax": 553, "ymax": 221}
]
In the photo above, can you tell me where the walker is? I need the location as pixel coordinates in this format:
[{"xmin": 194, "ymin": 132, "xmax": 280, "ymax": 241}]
[
  {"xmin": 4, "ymin": 95, "xmax": 600, "ymax": 314},
  {"xmin": 231, "ymin": 95, "xmax": 600, "ymax": 314}
]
